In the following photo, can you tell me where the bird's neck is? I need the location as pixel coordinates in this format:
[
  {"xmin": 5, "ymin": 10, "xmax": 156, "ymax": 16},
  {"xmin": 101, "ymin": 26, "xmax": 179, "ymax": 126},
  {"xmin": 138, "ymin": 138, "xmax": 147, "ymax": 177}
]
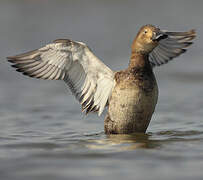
[{"xmin": 128, "ymin": 51, "xmax": 150, "ymax": 70}]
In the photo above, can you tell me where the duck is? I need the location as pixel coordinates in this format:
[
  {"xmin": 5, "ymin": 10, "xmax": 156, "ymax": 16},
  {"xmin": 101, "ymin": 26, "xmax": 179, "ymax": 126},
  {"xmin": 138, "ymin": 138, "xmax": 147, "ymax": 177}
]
[{"xmin": 7, "ymin": 24, "xmax": 196, "ymax": 134}]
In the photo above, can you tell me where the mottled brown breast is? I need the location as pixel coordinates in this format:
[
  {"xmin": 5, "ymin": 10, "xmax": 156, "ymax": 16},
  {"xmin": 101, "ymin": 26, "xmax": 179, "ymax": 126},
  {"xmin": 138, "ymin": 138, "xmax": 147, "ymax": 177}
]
[
  {"xmin": 115, "ymin": 65, "xmax": 156, "ymax": 94},
  {"xmin": 105, "ymin": 65, "xmax": 158, "ymax": 134}
]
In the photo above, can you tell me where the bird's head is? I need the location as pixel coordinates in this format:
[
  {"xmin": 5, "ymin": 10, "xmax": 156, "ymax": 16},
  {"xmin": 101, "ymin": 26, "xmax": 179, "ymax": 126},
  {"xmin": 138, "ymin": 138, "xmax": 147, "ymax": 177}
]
[{"xmin": 132, "ymin": 25, "xmax": 168, "ymax": 54}]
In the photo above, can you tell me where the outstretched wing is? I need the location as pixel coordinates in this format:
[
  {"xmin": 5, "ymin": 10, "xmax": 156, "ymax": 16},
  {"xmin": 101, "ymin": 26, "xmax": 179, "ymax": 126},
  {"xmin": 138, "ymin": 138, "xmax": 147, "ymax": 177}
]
[
  {"xmin": 149, "ymin": 29, "xmax": 196, "ymax": 67},
  {"xmin": 7, "ymin": 39, "xmax": 115, "ymax": 116}
]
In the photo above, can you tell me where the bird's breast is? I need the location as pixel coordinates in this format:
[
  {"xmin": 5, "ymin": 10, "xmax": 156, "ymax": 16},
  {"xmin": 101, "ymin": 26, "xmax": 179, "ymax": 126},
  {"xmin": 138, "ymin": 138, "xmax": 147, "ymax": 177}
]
[{"xmin": 106, "ymin": 70, "xmax": 158, "ymax": 133}]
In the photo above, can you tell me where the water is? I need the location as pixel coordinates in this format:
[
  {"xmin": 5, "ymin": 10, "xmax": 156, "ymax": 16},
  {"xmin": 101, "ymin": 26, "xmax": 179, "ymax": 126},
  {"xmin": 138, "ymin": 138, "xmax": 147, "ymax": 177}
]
[{"xmin": 1, "ymin": 0, "xmax": 203, "ymax": 179}]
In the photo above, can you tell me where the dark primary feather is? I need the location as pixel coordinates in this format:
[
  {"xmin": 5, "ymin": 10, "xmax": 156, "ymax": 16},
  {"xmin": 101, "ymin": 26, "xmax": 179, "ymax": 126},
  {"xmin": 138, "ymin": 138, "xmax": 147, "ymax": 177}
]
[{"xmin": 149, "ymin": 29, "xmax": 196, "ymax": 67}]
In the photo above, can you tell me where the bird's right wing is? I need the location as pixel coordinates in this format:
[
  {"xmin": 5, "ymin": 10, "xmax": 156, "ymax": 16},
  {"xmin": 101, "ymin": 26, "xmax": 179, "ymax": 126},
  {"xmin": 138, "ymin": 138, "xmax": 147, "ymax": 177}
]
[
  {"xmin": 7, "ymin": 39, "xmax": 115, "ymax": 116},
  {"xmin": 149, "ymin": 29, "xmax": 196, "ymax": 67}
]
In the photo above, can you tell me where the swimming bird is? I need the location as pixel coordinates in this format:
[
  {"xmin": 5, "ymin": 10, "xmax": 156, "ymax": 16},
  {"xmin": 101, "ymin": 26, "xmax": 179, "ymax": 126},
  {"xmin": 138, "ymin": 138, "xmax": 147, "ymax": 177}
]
[{"xmin": 7, "ymin": 25, "xmax": 196, "ymax": 134}]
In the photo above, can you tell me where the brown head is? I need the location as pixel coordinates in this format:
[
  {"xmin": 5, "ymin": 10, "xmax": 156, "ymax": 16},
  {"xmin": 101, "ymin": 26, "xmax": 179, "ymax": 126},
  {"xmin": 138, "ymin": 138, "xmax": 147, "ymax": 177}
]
[{"xmin": 132, "ymin": 25, "xmax": 168, "ymax": 54}]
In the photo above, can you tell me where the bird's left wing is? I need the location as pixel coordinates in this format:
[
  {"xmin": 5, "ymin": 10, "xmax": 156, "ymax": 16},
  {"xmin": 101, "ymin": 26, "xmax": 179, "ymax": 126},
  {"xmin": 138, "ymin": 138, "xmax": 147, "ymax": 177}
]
[
  {"xmin": 7, "ymin": 39, "xmax": 115, "ymax": 116},
  {"xmin": 149, "ymin": 29, "xmax": 196, "ymax": 67}
]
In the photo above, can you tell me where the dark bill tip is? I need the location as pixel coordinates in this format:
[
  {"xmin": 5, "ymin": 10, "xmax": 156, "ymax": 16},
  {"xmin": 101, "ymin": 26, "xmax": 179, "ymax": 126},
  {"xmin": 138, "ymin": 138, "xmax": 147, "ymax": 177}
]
[{"xmin": 152, "ymin": 31, "xmax": 168, "ymax": 41}]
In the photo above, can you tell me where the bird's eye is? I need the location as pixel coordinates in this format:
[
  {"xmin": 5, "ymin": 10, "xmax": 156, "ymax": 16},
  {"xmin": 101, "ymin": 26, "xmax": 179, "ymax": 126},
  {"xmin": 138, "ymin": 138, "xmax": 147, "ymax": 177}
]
[{"xmin": 144, "ymin": 30, "xmax": 148, "ymax": 34}]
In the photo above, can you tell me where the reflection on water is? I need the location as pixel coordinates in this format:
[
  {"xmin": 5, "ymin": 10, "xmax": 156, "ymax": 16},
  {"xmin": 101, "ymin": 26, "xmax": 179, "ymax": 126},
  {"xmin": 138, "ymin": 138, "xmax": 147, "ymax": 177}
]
[
  {"xmin": 86, "ymin": 133, "xmax": 153, "ymax": 151},
  {"xmin": 85, "ymin": 129, "xmax": 203, "ymax": 151}
]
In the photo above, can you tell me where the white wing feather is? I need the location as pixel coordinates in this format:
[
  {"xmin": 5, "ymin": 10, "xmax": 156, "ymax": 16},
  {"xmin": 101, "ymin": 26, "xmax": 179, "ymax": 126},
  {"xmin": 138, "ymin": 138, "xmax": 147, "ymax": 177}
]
[{"xmin": 8, "ymin": 39, "xmax": 115, "ymax": 116}]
